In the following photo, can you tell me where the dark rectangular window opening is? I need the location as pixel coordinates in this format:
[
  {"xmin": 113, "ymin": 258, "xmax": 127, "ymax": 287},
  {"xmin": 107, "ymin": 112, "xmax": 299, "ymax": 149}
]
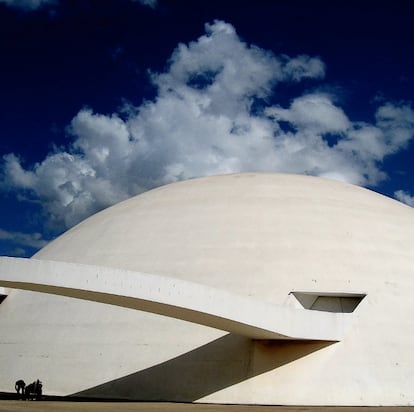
[{"xmin": 290, "ymin": 292, "xmax": 366, "ymax": 313}]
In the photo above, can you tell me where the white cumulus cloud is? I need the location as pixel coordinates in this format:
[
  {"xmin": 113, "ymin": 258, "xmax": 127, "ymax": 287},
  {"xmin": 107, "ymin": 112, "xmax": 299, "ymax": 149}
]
[
  {"xmin": 266, "ymin": 93, "xmax": 351, "ymax": 134},
  {"xmin": 0, "ymin": 228, "xmax": 48, "ymax": 249},
  {"xmin": 2, "ymin": 20, "xmax": 414, "ymax": 233},
  {"xmin": 394, "ymin": 190, "xmax": 414, "ymax": 207}
]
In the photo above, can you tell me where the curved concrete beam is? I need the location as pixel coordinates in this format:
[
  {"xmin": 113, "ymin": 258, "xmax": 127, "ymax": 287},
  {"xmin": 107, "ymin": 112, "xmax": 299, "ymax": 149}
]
[{"xmin": 0, "ymin": 256, "xmax": 351, "ymax": 341}]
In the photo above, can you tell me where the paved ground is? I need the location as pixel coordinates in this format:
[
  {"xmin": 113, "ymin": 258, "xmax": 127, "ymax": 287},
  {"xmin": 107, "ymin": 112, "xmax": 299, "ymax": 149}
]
[{"xmin": 1, "ymin": 402, "xmax": 414, "ymax": 412}]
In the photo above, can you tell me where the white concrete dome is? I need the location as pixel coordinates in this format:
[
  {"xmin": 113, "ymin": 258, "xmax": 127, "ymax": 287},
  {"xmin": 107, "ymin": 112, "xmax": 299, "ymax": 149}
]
[{"xmin": 1, "ymin": 173, "xmax": 414, "ymax": 405}]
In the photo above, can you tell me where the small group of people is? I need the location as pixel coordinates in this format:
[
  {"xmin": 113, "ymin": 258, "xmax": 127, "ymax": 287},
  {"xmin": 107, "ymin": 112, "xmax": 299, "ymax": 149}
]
[{"xmin": 15, "ymin": 379, "xmax": 43, "ymax": 400}]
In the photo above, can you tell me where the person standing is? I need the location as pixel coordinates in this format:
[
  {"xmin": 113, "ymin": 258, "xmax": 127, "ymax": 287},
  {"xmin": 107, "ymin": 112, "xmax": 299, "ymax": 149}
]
[{"xmin": 14, "ymin": 379, "xmax": 25, "ymax": 399}]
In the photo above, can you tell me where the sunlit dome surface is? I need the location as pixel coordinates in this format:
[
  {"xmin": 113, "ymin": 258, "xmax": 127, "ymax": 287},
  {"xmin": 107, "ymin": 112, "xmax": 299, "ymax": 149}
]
[{"xmin": 1, "ymin": 173, "xmax": 414, "ymax": 405}]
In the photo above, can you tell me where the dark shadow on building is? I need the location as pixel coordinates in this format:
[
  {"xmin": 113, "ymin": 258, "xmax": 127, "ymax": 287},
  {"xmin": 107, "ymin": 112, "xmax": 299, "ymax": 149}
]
[{"xmin": 72, "ymin": 334, "xmax": 334, "ymax": 402}]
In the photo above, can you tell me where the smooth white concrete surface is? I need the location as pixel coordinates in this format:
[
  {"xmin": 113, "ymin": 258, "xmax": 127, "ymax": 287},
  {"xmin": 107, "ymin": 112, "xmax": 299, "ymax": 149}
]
[
  {"xmin": 1, "ymin": 173, "xmax": 414, "ymax": 405},
  {"xmin": 0, "ymin": 256, "xmax": 352, "ymax": 341}
]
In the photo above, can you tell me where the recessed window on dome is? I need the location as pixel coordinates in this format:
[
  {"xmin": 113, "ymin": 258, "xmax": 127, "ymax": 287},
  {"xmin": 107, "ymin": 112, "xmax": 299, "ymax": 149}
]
[
  {"xmin": 0, "ymin": 287, "xmax": 8, "ymax": 304},
  {"xmin": 290, "ymin": 292, "xmax": 366, "ymax": 313}
]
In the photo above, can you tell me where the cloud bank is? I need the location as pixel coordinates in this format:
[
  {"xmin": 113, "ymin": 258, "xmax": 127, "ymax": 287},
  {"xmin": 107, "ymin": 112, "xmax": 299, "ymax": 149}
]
[
  {"xmin": 394, "ymin": 190, "xmax": 414, "ymax": 207},
  {"xmin": 2, "ymin": 21, "xmax": 414, "ymax": 232},
  {"xmin": 0, "ymin": 229, "xmax": 48, "ymax": 249}
]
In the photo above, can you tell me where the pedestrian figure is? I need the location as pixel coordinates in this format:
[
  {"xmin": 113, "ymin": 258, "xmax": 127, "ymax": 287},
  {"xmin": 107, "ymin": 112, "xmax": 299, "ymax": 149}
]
[
  {"xmin": 15, "ymin": 379, "xmax": 25, "ymax": 399},
  {"xmin": 24, "ymin": 379, "xmax": 43, "ymax": 400},
  {"xmin": 35, "ymin": 379, "xmax": 42, "ymax": 400}
]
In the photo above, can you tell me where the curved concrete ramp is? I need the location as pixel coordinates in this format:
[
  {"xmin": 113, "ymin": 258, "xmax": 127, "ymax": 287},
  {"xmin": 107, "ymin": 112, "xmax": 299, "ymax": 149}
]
[{"xmin": 0, "ymin": 257, "xmax": 351, "ymax": 341}]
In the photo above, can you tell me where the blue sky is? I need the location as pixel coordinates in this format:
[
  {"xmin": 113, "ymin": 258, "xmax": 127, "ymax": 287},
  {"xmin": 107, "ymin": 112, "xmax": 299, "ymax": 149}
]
[{"xmin": 1, "ymin": 0, "xmax": 414, "ymax": 257}]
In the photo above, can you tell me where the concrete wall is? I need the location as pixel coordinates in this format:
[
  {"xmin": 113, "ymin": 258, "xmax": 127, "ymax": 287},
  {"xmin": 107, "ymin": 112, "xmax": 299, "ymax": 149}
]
[{"xmin": 1, "ymin": 173, "xmax": 414, "ymax": 405}]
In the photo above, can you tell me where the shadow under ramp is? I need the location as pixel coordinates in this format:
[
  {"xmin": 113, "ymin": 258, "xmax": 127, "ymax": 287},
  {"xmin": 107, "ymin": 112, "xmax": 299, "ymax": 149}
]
[{"xmin": 72, "ymin": 334, "xmax": 333, "ymax": 402}]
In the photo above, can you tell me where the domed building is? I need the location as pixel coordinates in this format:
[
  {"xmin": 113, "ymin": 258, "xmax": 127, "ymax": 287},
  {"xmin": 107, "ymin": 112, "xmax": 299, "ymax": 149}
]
[{"xmin": 0, "ymin": 173, "xmax": 414, "ymax": 405}]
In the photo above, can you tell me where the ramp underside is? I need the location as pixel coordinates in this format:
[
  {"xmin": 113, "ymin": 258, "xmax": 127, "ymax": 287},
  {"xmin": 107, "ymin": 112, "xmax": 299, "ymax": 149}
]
[{"xmin": 0, "ymin": 256, "xmax": 351, "ymax": 341}]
